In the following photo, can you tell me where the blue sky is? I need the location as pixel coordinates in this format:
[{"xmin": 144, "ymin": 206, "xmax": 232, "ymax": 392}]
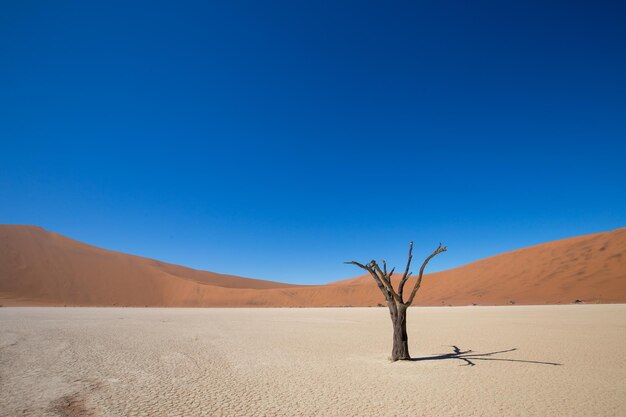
[{"xmin": 1, "ymin": 1, "xmax": 625, "ymax": 284}]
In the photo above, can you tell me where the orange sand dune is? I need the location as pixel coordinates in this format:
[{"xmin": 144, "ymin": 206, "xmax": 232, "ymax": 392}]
[
  {"xmin": 0, "ymin": 225, "xmax": 296, "ymax": 307},
  {"xmin": 0, "ymin": 225, "xmax": 624, "ymax": 306}
]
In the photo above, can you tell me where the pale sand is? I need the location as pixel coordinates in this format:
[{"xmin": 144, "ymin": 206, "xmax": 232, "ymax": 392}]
[{"xmin": 1, "ymin": 306, "xmax": 625, "ymax": 416}]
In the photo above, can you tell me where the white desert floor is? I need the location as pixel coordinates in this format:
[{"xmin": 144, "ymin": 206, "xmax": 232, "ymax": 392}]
[{"xmin": 1, "ymin": 305, "xmax": 625, "ymax": 417}]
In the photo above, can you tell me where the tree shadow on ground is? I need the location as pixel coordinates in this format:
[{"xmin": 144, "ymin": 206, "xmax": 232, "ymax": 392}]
[{"xmin": 410, "ymin": 346, "xmax": 562, "ymax": 367}]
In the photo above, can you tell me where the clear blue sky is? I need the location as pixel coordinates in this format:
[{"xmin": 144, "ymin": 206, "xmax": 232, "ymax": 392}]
[{"xmin": 1, "ymin": 1, "xmax": 625, "ymax": 284}]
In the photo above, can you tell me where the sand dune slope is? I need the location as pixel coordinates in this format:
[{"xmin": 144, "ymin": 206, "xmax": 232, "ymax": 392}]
[
  {"xmin": 333, "ymin": 227, "xmax": 626, "ymax": 306},
  {"xmin": 0, "ymin": 225, "xmax": 624, "ymax": 306},
  {"xmin": 0, "ymin": 225, "xmax": 296, "ymax": 306}
]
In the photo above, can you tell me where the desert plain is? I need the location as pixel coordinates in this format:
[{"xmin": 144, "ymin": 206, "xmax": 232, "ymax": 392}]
[{"xmin": 1, "ymin": 305, "xmax": 625, "ymax": 417}]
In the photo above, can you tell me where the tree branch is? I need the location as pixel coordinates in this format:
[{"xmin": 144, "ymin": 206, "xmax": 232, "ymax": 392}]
[
  {"xmin": 345, "ymin": 261, "xmax": 392, "ymax": 302},
  {"xmin": 397, "ymin": 241, "xmax": 414, "ymax": 301},
  {"xmin": 344, "ymin": 261, "xmax": 367, "ymax": 269},
  {"xmin": 371, "ymin": 261, "xmax": 400, "ymax": 302},
  {"xmin": 406, "ymin": 243, "xmax": 447, "ymax": 306}
]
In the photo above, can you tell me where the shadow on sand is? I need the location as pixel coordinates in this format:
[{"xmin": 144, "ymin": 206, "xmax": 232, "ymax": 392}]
[{"xmin": 410, "ymin": 346, "xmax": 562, "ymax": 367}]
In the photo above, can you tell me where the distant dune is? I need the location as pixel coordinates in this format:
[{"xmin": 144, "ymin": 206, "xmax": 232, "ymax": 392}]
[{"xmin": 0, "ymin": 225, "xmax": 624, "ymax": 306}]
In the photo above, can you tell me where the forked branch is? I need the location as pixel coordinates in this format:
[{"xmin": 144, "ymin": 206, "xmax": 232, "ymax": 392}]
[
  {"xmin": 346, "ymin": 241, "xmax": 445, "ymax": 306},
  {"xmin": 397, "ymin": 241, "xmax": 414, "ymax": 302},
  {"xmin": 371, "ymin": 260, "xmax": 401, "ymax": 302},
  {"xmin": 344, "ymin": 261, "xmax": 392, "ymax": 302},
  {"xmin": 406, "ymin": 243, "xmax": 447, "ymax": 305}
]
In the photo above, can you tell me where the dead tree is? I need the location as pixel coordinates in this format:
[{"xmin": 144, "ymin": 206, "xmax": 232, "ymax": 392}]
[{"xmin": 346, "ymin": 242, "xmax": 447, "ymax": 361}]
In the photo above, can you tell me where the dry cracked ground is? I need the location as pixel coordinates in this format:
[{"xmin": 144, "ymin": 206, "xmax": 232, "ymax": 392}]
[{"xmin": 1, "ymin": 305, "xmax": 625, "ymax": 416}]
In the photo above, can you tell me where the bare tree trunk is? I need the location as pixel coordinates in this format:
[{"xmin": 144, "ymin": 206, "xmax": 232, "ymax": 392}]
[{"xmin": 391, "ymin": 303, "xmax": 410, "ymax": 361}]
